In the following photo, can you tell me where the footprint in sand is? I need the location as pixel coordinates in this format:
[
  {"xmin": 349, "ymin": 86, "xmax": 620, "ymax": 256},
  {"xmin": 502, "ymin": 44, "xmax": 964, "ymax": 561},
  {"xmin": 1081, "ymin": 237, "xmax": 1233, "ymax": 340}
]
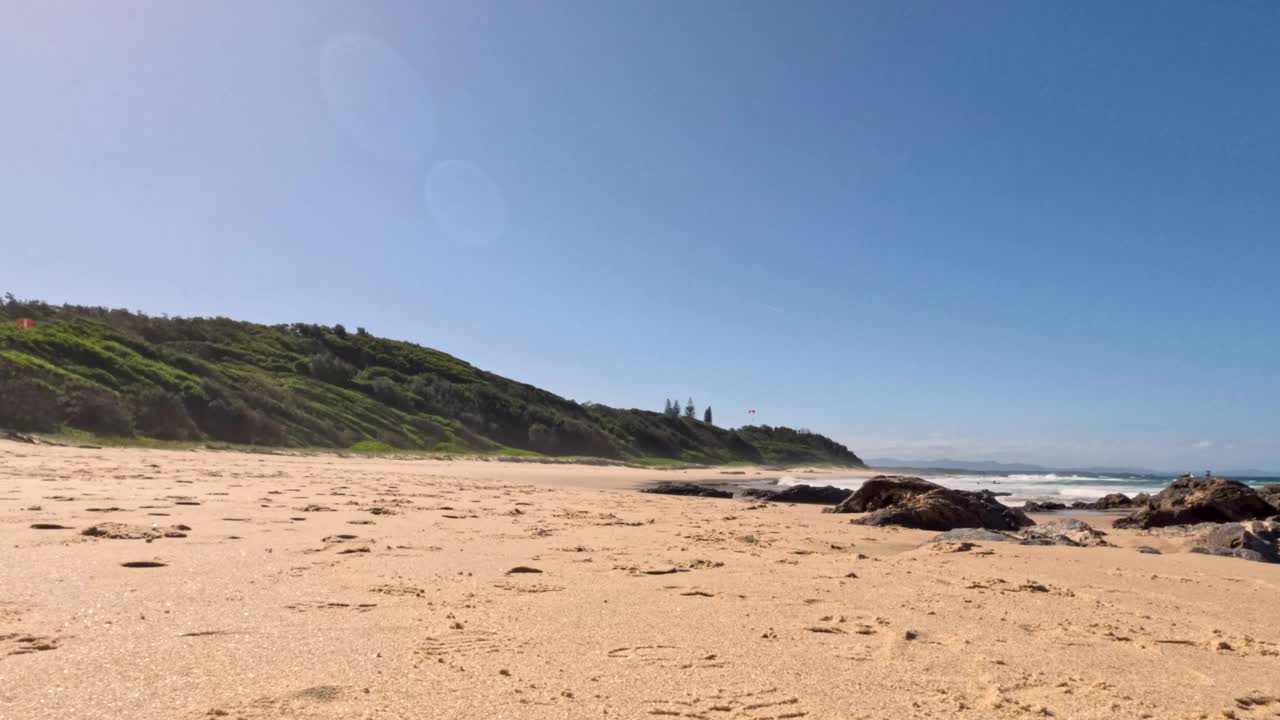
[
  {"xmin": 493, "ymin": 580, "xmax": 565, "ymax": 594},
  {"xmin": 416, "ymin": 629, "xmax": 513, "ymax": 659},
  {"xmin": 284, "ymin": 601, "xmax": 377, "ymax": 613},
  {"xmin": 0, "ymin": 602, "xmax": 32, "ymax": 624},
  {"xmin": 1, "ymin": 632, "xmax": 60, "ymax": 656},
  {"xmin": 1231, "ymin": 694, "xmax": 1280, "ymax": 718},
  {"xmin": 607, "ymin": 645, "xmax": 726, "ymax": 670},
  {"xmin": 206, "ymin": 685, "xmax": 351, "ymax": 719},
  {"xmin": 370, "ymin": 584, "xmax": 426, "ymax": 598},
  {"xmin": 643, "ymin": 687, "xmax": 808, "ymax": 719}
]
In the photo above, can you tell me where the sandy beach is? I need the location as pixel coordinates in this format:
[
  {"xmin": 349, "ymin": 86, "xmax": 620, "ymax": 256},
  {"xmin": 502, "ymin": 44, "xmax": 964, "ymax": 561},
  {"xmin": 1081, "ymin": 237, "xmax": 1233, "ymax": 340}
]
[{"xmin": 2, "ymin": 441, "xmax": 1277, "ymax": 720}]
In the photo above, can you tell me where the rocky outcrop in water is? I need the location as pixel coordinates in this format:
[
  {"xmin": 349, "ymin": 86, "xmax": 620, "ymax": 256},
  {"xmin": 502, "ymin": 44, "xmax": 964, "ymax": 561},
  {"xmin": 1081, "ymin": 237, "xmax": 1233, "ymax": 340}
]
[
  {"xmin": 1114, "ymin": 478, "xmax": 1275, "ymax": 529},
  {"xmin": 1026, "ymin": 493, "xmax": 1155, "ymax": 513},
  {"xmin": 1082, "ymin": 493, "xmax": 1136, "ymax": 510},
  {"xmin": 1021, "ymin": 501, "xmax": 1067, "ymax": 512}
]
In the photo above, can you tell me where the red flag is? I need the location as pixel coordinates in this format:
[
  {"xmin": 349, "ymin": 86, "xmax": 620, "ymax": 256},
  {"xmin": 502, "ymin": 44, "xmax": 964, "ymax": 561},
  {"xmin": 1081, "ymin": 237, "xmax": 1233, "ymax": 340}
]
[{"xmin": 15, "ymin": 318, "xmax": 34, "ymax": 329}]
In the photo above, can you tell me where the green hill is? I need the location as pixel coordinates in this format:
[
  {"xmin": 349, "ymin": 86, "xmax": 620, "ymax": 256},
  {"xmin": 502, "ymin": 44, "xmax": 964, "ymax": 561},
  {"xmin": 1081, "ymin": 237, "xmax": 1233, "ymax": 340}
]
[{"xmin": 0, "ymin": 295, "xmax": 863, "ymax": 467}]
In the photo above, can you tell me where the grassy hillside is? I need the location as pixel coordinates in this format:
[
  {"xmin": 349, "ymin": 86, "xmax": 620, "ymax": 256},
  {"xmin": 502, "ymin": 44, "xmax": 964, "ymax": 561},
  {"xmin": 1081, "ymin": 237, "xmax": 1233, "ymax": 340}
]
[{"xmin": 0, "ymin": 296, "xmax": 863, "ymax": 467}]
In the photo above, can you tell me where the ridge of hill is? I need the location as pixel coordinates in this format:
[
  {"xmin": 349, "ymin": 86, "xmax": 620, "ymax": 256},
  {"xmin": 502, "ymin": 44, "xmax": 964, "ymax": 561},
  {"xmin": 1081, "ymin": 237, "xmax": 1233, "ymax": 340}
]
[{"xmin": 0, "ymin": 296, "xmax": 863, "ymax": 467}]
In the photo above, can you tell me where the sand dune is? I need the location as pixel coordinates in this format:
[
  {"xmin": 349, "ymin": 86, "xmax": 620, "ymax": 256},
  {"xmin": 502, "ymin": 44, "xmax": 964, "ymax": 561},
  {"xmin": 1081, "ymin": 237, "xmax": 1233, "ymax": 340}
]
[{"xmin": 1, "ymin": 442, "xmax": 1277, "ymax": 719}]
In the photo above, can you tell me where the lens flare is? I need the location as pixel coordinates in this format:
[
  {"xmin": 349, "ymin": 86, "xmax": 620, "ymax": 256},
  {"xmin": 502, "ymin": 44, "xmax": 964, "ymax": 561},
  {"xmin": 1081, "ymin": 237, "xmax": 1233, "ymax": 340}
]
[{"xmin": 321, "ymin": 33, "xmax": 435, "ymax": 165}]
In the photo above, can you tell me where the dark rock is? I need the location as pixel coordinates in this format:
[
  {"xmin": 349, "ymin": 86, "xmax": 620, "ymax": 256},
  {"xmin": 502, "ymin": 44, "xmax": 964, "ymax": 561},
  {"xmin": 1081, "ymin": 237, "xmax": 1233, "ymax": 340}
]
[
  {"xmin": 930, "ymin": 528, "xmax": 1017, "ymax": 543},
  {"xmin": 737, "ymin": 487, "xmax": 778, "ymax": 501},
  {"xmin": 850, "ymin": 487, "xmax": 1034, "ymax": 532},
  {"xmin": 750, "ymin": 484, "xmax": 851, "ymax": 505},
  {"xmin": 1190, "ymin": 521, "xmax": 1280, "ymax": 563},
  {"xmin": 1018, "ymin": 518, "xmax": 1110, "ymax": 547},
  {"xmin": 1189, "ymin": 546, "xmax": 1268, "ymax": 563},
  {"xmin": 1114, "ymin": 478, "xmax": 1275, "ymax": 529},
  {"xmin": 1017, "ymin": 536, "xmax": 1074, "ymax": 546},
  {"xmin": 1092, "ymin": 493, "xmax": 1135, "ymax": 509},
  {"xmin": 1257, "ymin": 484, "xmax": 1280, "ymax": 512},
  {"xmin": 1135, "ymin": 545, "xmax": 1162, "ymax": 554},
  {"xmin": 831, "ymin": 476, "xmax": 946, "ymax": 513},
  {"xmin": 1022, "ymin": 501, "xmax": 1067, "ymax": 512},
  {"xmin": 1068, "ymin": 494, "xmax": 1134, "ymax": 510},
  {"xmin": 642, "ymin": 482, "xmax": 733, "ymax": 499},
  {"xmin": 1141, "ymin": 521, "xmax": 1220, "ymax": 539}
]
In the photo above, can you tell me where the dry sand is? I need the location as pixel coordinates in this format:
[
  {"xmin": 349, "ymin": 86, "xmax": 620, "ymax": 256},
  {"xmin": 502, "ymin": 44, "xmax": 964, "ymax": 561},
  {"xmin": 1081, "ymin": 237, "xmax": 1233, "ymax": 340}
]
[{"xmin": 1, "ymin": 442, "xmax": 1277, "ymax": 719}]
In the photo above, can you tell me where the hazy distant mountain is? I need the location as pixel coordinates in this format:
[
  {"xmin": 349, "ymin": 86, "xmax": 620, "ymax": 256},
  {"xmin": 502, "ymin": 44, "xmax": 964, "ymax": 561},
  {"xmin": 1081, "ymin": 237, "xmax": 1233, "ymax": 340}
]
[
  {"xmin": 865, "ymin": 458, "xmax": 1052, "ymax": 473},
  {"xmin": 1218, "ymin": 469, "xmax": 1280, "ymax": 478},
  {"xmin": 1072, "ymin": 465, "xmax": 1166, "ymax": 476},
  {"xmin": 867, "ymin": 458, "xmax": 1279, "ymax": 478}
]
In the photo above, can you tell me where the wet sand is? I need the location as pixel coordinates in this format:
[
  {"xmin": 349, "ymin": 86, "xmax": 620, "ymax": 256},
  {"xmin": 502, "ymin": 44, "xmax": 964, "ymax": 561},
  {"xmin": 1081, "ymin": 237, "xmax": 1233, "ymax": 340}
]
[{"xmin": 2, "ymin": 442, "xmax": 1278, "ymax": 719}]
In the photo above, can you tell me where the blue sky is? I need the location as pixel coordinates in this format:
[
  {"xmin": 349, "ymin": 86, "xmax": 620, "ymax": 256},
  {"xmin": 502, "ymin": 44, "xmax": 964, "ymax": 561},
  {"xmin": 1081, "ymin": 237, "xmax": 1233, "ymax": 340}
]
[{"xmin": 2, "ymin": 1, "xmax": 1277, "ymax": 470}]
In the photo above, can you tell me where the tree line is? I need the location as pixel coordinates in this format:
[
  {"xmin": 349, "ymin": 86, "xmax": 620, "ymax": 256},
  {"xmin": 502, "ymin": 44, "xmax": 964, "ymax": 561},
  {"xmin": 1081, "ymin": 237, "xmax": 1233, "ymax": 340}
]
[{"xmin": 663, "ymin": 397, "xmax": 712, "ymax": 425}]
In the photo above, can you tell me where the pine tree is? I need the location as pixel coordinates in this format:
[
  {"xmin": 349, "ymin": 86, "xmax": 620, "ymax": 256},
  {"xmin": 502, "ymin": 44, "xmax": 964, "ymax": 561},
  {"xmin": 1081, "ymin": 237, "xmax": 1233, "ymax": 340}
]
[
  {"xmin": 663, "ymin": 398, "xmax": 671, "ymax": 415},
  {"xmin": 684, "ymin": 397, "xmax": 695, "ymax": 418},
  {"xmin": 703, "ymin": 406, "xmax": 713, "ymax": 424}
]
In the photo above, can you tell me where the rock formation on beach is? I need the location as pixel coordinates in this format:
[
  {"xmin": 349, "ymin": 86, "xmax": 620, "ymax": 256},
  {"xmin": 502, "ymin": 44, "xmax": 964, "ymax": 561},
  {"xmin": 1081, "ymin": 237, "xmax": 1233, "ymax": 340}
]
[
  {"xmin": 829, "ymin": 476, "xmax": 942, "ymax": 513},
  {"xmin": 1018, "ymin": 518, "xmax": 1111, "ymax": 547},
  {"xmin": 738, "ymin": 484, "xmax": 852, "ymax": 505},
  {"xmin": 929, "ymin": 518, "xmax": 1110, "ymax": 547},
  {"xmin": 1189, "ymin": 521, "xmax": 1280, "ymax": 563},
  {"xmin": 1114, "ymin": 478, "xmax": 1275, "ymax": 529},
  {"xmin": 641, "ymin": 482, "xmax": 734, "ymax": 499},
  {"xmin": 1143, "ymin": 520, "xmax": 1280, "ymax": 563},
  {"xmin": 1023, "ymin": 493, "xmax": 1151, "ymax": 513},
  {"xmin": 1258, "ymin": 484, "xmax": 1280, "ymax": 513},
  {"xmin": 645, "ymin": 482, "xmax": 854, "ymax": 505},
  {"xmin": 831, "ymin": 476, "xmax": 1034, "ymax": 532}
]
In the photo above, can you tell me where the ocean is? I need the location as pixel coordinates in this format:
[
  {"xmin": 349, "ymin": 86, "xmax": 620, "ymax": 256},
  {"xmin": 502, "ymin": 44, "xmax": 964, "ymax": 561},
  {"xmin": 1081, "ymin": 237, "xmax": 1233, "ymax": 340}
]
[{"xmin": 777, "ymin": 471, "xmax": 1280, "ymax": 507}]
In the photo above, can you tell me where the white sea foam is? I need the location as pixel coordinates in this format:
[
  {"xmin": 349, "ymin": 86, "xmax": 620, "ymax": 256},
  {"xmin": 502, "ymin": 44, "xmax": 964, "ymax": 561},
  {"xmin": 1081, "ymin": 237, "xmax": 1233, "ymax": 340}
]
[{"xmin": 776, "ymin": 472, "xmax": 1159, "ymax": 506}]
